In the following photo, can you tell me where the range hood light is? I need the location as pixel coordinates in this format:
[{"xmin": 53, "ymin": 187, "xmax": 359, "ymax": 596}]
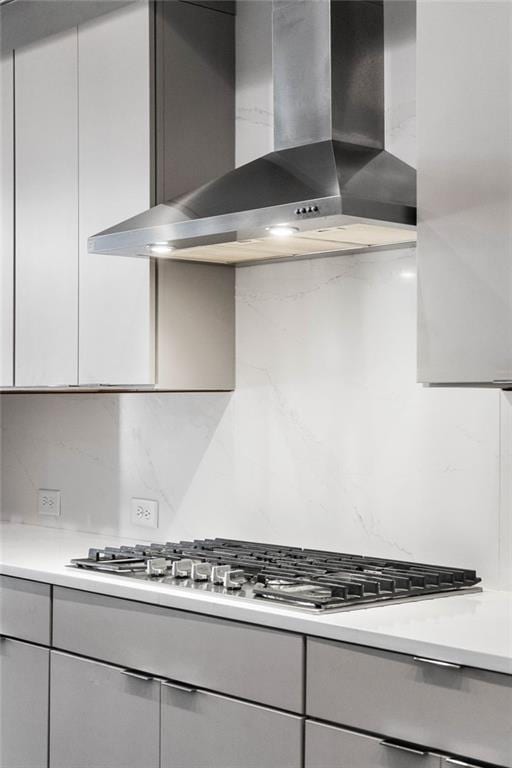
[
  {"xmin": 147, "ymin": 242, "xmax": 175, "ymax": 256},
  {"xmin": 266, "ymin": 225, "xmax": 299, "ymax": 237}
]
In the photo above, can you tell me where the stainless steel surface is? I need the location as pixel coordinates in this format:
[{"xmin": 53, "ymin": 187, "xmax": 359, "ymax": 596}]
[
  {"xmin": 413, "ymin": 656, "xmax": 462, "ymax": 670},
  {"xmin": 90, "ymin": 0, "xmax": 416, "ymax": 263},
  {"xmin": 69, "ymin": 537, "xmax": 481, "ymax": 614},
  {"xmin": 380, "ymin": 741, "xmax": 427, "ymax": 757},
  {"xmin": 161, "ymin": 680, "xmax": 197, "ymax": 694},
  {"xmin": 121, "ymin": 669, "xmax": 154, "ymax": 682}
]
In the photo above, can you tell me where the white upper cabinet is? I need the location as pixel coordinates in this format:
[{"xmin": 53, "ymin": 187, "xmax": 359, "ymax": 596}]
[
  {"xmin": 78, "ymin": 3, "xmax": 152, "ymax": 386},
  {"xmin": 15, "ymin": 28, "xmax": 79, "ymax": 387},
  {"xmin": 4, "ymin": 1, "xmax": 235, "ymax": 391},
  {"xmin": 417, "ymin": 0, "xmax": 512, "ymax": 385},
  {"xmin": 0, "ymin": 51, "xmax": 14, "ymax": 387}
]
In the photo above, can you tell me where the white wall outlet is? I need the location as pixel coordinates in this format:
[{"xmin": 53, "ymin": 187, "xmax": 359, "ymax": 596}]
[
  {"xmin": 38, "ymin": 489, "xmax": 61, "ymax": 517},
  {"xmin": 131, "ymin": 498, "xmax": 158, "ymax": 529}
]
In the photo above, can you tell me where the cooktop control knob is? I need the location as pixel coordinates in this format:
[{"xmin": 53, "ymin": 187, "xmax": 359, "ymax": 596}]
[
  {"xmin": 222, "ymin": 569, "xmax": 246, "ymax": 590},
  {"xmin": 146, "ymin": 557, "xmax": 168, "ymax": 577},
  {"xmin": 210, "ymin": 564, "xmax": 230, "ymax": 585},
  {"xmin": 191, "ymin": 562, "xmax": 212, "ymax": 581},
  {"xmin": 171, "ymin": 558, "xmax": 194, "ymax": 578}
]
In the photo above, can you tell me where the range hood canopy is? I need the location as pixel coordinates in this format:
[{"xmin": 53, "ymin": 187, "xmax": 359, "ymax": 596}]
[{"xmin": 89, "ymin": 0, "xmax": 416, "ymax": 264}]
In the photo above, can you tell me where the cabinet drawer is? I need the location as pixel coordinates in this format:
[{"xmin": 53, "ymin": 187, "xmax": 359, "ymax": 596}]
[
  {"xmin": 0, "ymin": 575, "xmax": 51, "ymax": 644},
  {"xmin": 161, "ymin": 683, "xmax": 303, "ymax": 768},
  {"xmin": 53, "ymin": 587, "xmax": 304, "ymax": 712},
  {"xmin": 307, "ymin": 639, "xmax": 512, "ymax": 767},
  {"xmin": 305, "ymin": 721, "xmax": 441, "ymax": 768}
]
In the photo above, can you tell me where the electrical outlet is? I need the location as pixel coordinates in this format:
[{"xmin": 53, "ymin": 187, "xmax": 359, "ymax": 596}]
[
  {"xmin": 131, "ymin": 498, "xmax": 158, "ymax": 529},
  {"xmin": 38, "ymin": 489, "xmax": 61, "ymax": 517}
]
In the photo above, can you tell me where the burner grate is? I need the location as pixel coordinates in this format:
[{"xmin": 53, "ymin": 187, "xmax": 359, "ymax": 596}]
[{"xmin": 68, "ymin": 537, "xmax": 481, "ymax": 612}]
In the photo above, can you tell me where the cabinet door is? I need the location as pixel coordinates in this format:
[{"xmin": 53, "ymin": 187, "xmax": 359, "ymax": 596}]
[
  {"xmin": 161, "ymin": 682, "xmax": 303, "ymax": 768},
  {"xmin": 417, "ymin": 1, "xmax": 512, "ymax": 385},
  {"xmin": 49, "ymin": 652, "xmax": 159, "ymax": 768},
  {"xmin": 0, "ymin": 637, "xmax": 49, "ymax": 768},
  {"xmin": 78, "ymin": 3, "xmax": 153, "ymax": 385},
  {"xmin": 0, "ymin": 51, "xmax": 14, "ymax": 387},
  {"xmin": 15, "ymin": 28, "xmax": 78, "ymax": 387}
]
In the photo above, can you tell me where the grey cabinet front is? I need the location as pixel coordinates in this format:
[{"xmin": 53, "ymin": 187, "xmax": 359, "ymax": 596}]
[
  {"xmin": 0, "ymin": 575, "xmax": 50, "ymax": 645},
  {"xmin": 53, "ymin": 587, "xmax": 303, "ymax": 711},
  {"xmin": 161, "ymin": 683, "xmax": 303, "ymax": 768},
  {"xmin": 305, "ymin": 721, "xmax": 441, "ymax": 768},
  {"xmin": 49, "ymin": 651, "xmax": 159, "ymax": 768},
  {"xmin": 0, "ymin": 638, "xmax": 49, "ymax": 768},
  {"xmin": 417, "ymin": 0, "xmax": 512, "ymax": 385},
  {"xmin": 307, "ymin": 639, "xmax": 512, "ymax": 767}
]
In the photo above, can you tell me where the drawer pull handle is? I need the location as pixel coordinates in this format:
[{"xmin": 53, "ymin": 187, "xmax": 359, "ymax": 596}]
[
  {"xmin": 380, "ymin": 740, "xmax": 428, "ymax": 757},
  {"xmin": 121, "ymin": 669, "xmax": 153, "ymax": 682},
  {"xmin": 161, "ymin": 680, "xmax": 197, "ymax": 694},
  {"xmin": 413, "ymin": 656, "xmax": 462, "ymax": 670},
  {"xmin": 445, "ymin": 760, "xmax": 477, "ymax": 767}
]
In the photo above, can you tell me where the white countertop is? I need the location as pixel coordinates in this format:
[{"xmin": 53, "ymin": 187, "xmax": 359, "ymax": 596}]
[{"xmin": 1, "ymin": 522, "xmax": 511, "ymax": 674}]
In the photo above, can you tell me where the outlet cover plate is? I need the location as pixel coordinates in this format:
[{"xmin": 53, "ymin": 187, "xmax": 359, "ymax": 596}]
[
  {"xmin": 38, "ymin": 489, "xmax": 61, "ymax": 517},
  {"xmin": 131, "ymin": 498, "xmax": 158, "ymax": 529}
]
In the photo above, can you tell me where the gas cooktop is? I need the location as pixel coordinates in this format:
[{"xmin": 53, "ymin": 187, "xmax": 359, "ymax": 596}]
[{"xmin": 68, "ymin": 538, "xmax": 482, "ymax": 613}]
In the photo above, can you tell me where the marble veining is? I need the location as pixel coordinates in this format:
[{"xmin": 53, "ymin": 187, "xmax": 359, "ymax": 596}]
[{"xmin": 1, "ymin": 246, "xmax": 509, "ymax": 590}]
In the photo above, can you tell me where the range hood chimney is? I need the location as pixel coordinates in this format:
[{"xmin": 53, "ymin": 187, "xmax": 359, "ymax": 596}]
[{"xmin": 89, "ymin": 0, "xmax": 416, "ymax": 264}]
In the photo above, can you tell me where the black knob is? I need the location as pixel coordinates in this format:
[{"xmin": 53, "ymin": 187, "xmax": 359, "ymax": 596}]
[
  {"xmin": 300, "ymin": 207, "xmax": 307, "ymax": 214},
  {"xmin": 313, "ymin": 205, "xmax": 319, "ymax": 212}
]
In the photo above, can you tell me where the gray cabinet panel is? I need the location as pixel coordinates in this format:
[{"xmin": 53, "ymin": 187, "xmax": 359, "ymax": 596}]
[
  {"xmin": 307, "ymin": 639, "xmax": 512, "ymax": 767},
  {"xmin": 156, "ymin": 260, "xmax": 235, "ymax": 389},
  {"xmin": 0, "ymin": 638, "xmax": 49, "ymax": 768},
  {"xmin": 161, "ymin": 685, "xmax": 302, "ymax": 768},
  {"xmin": 0, "ymin": 51, "xmax": 14, "ymax": 387},
  {"xmin": 417, "ymin": 1, "xmax": 512, "ymax": 384},
  {"xmin": 305, "ymin": 721, "xmax": 441, "ymax": 768},
  {"xmin": 53, "ymin": 587, "xmax": 303, "ymax": 711},
  {"xmin": 0, "ymin": 576, "xmax": 50, "ymax": 644},
  {"xmin": 49, "ymin": 651, "xmax": 159, "ymax": 768},
  {"xmin": 78, "ymin": 3, "xmax": 153, "ymax": 386},
  {"xmin": 15, "ymin": 27, "xmax": 78, "ymax": 386},
  {"xmin": 155, "ymin": 0, "xmax": 234, "ymax": 204}
]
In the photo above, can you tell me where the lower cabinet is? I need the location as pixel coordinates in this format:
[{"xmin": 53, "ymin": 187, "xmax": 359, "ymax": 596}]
[
  {"xmin": 161, "ymin": 683, "xmax": 303, "ymax": 768},
  {"xmin": 49, "ymin": 650, "xmax": 303, "ymax": 768},
  {"xmin": 49, "ymin": 652, "xmax": 160, "ymax": 768},
  {"xmin": 0, "ymin": 637, "xmax": 49, "ymax": 768},
  {"xmin": 305, "ymin": 721, "xmax": 441, "ymax": 768}
]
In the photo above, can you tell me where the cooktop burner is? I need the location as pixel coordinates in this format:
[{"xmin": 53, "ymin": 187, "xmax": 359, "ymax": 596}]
[{"xmin": 68, "ymin": 538, "xmax": 482, "ymax": 613}]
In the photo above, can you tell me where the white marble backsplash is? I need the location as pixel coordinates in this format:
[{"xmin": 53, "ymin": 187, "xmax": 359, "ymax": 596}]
[
  {"xmin": 2, "ymin": 246, "xmax": 510, "ymax": 589},
  {"xmin": 2, "ymin": 2, "xmax": 510, "ymax": 590}
]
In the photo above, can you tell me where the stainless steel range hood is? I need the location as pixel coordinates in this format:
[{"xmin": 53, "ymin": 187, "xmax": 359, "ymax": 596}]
[{"xmin": 89, "ymin": 0, "xmax": 416, "ymax": 264}]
